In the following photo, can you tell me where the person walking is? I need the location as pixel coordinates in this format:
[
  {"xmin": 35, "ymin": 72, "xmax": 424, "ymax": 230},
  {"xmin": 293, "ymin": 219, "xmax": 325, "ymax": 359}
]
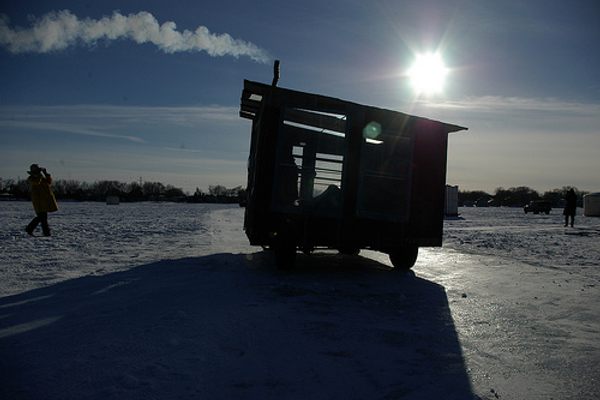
[
  {"xmin": 563, "ymin": 188, "xmax": 577, "ymax": 228},
  {"xmin": 25, "ymin": 164, "xmax": 58, "ymax": 236}
]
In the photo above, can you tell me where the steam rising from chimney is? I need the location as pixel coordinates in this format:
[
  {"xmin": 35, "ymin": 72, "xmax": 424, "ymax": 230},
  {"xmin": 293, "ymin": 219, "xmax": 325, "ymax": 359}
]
[{"xmin": 0, "ymin": 10, "xmax": 270, "ymax": 63}]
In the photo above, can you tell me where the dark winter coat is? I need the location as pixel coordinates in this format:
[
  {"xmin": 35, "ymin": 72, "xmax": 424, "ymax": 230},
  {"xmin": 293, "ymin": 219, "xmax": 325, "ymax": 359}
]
[{"xmin": 563, "ymin": 191, "xmax": 577, "ymax": 216}]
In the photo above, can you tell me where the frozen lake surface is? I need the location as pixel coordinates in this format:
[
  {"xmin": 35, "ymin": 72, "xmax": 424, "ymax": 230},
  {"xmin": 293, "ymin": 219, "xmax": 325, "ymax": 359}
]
[
  {"xmin": 0, "ymin": 202, "xmax": 249, "ymax": 296},
  {"xmin": 443, "ymin": 206, "xmax": 600, "ymax": 269},
  {"xmin": 1, "ymin": 202, "xmax": 599, "ymax": 399},
  {"xmin": 1, "ymin": 202, "xmax": 598, "ymax": 296}
]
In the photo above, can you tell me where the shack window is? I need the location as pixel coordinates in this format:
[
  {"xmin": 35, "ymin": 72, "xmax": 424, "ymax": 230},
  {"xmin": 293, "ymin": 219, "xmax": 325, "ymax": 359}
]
[
  {"xmin": 357, "ymin": 120, "xmax": 414, "ymax": 221},
  {"xmin": 272, "ymin": 107, "xmax": 347, "ymax": 217}
]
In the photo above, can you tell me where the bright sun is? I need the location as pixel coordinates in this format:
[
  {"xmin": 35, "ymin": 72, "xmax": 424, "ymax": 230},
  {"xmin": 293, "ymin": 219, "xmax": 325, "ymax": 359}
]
[{"xmin": 407, "ymin": 52, "xmax": 448, "ymax": 95}]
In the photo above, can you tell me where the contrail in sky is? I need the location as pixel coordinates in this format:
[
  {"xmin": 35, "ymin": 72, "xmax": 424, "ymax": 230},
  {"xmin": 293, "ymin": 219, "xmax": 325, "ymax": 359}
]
[{"xmin": 0, "ymin": 10, "xmax": 270, "ymax": 62}]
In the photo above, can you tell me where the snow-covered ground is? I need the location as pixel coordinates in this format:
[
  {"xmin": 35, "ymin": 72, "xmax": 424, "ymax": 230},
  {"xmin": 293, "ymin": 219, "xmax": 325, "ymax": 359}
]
[{"xmin": 1, "ymin": 202, "xmax": 598, "ymax": 399}]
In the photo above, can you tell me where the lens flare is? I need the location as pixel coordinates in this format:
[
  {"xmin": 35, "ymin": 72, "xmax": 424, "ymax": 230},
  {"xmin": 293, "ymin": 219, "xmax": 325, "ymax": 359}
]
[{"xmin": 362, "ymin": 121, "xmax": 382, "ymax": 139}]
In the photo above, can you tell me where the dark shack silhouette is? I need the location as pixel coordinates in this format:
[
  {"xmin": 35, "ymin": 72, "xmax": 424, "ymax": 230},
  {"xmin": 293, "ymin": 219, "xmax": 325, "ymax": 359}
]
[{"xmin": 240, "ymin": 72, "xmax": 466, "ymax": 270}]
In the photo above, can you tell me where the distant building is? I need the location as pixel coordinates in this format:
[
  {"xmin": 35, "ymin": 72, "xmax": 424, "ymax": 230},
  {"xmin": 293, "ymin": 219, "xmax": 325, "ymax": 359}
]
[
  {"xmin": 583, "ymin": 193, "xmax": 600, "ymax": 217},
  {"xmin": 445, "ymin": 185, "xmax": 459, "ymax": 216}
]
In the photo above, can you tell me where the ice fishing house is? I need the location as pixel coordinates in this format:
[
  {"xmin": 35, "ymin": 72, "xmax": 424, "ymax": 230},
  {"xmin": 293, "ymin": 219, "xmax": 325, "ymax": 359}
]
[{"xmin": 239, "ymin": 73, "xmax": 467, "ymax": 270}]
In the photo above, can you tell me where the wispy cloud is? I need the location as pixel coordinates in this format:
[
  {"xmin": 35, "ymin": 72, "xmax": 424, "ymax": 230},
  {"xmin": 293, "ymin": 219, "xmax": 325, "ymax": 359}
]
[
  {"xmin": 0, "ymin": 10, "xmax": 270, "ymax": 62},
  {"xmin": 164, "ymin": 146, "xmax": 207, "ymax": 154},
  {"xmin": 0, "ymin": 104, "xmax": 240, "ymax": 125},
  {"xmin": 0, "ymin": 104, "xmax": 245, "ymax": 145},
  {"xmin": 415, "ymin": 96, "xmax": 600, "ymax": 115},
  {"xmin": 0, "ymin": 119, "xmax": 145, "ymax": 143}
]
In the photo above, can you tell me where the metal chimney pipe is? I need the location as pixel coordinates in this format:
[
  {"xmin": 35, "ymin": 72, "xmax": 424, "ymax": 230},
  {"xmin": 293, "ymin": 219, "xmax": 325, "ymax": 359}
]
[{"xmin": 272, "ymin": 59, "xmax": 280, "ymax": 87}]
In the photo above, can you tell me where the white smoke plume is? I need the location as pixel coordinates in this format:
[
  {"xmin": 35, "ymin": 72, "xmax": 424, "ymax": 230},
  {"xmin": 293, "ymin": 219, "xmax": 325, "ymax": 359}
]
[{"xmin": 0, "ymin": 10, "xmax": 270, "ymax": 63}]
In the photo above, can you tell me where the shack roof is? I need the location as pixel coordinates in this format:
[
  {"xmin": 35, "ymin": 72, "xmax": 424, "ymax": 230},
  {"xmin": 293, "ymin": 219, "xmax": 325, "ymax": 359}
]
[{"xmin": 240, "ymin": 80, "xmax": 467, "ymax": 134}]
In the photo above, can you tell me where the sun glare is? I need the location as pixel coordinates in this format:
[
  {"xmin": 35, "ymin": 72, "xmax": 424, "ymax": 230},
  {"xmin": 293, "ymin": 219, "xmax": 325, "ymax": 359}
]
[{"xmin": 407, "ymin": 52, "xmax": 448, "ymax": 96}]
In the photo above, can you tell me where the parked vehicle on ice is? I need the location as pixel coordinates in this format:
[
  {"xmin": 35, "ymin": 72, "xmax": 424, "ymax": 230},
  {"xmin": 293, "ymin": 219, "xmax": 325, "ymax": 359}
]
[{"xmin": 524, "ymin": 200, "xmax": 552, "ymax": 214}]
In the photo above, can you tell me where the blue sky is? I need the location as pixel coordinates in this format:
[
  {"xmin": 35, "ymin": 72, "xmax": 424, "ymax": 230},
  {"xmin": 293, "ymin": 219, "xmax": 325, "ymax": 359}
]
[{"xmin": 1, "ymin": 0, "xmax": 599, "ymax": 193}]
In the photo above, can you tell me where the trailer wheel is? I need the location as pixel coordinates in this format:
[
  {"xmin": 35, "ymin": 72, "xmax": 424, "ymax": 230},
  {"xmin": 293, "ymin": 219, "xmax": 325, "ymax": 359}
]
[
  {"xmin": 339, "ymin": 247, "xmax": 360, "ymax": 256},
  {"xmin": 273, "ymin": 238, "xmax": 296, "ymax": 270},
  {"xmin": 389, "ymin": 246, "xmax": 418, "ymax": 271}
]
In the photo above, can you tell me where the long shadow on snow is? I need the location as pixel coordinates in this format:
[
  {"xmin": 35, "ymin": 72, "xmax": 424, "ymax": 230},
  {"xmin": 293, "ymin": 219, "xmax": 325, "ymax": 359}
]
[{"xmin": 0, "ymin": 252, "xmax": 477, "ymax": 400}]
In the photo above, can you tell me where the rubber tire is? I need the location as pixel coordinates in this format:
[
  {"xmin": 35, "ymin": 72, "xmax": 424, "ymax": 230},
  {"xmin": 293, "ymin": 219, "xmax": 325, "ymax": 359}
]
[
  {"xmin": 339, "ymin": 247, "xmax": 360, "ymax": 256},
  {"xmin": 389, "ymin": 246, "xmax": 419, "ymax": 271}
]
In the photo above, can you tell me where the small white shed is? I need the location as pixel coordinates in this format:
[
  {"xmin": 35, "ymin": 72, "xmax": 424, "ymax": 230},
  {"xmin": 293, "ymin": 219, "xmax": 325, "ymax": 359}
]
[
  {"xmin": 445, "ymin": 185, "xmax": 459, "ymax": 217},
  {"xmin": 583, "ymin": 193, "xmax": 600, "ymax": 217}
]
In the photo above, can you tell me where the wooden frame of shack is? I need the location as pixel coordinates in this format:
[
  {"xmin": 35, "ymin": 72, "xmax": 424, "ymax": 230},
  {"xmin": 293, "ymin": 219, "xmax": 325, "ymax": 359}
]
[{"xmin": 240, "ymin": 78, "xmax": 466, "ymax": 270}]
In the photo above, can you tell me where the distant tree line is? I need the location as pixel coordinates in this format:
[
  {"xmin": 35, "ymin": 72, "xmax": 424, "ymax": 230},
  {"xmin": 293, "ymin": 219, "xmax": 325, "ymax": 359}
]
[
  {"xmin": 0, "ymin": 177, "xmax": 588, "ymax": 207},
  {"xmin": 190, "ymin": 185, "xmax": 247, "ymax": 204},
  {"xmin": 458, "ymin": 186, "xmax": 588, "ymax": 208},
  {"xmin": 0, "ymin": 178, "xmax": 245, "ymax": 204}
]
